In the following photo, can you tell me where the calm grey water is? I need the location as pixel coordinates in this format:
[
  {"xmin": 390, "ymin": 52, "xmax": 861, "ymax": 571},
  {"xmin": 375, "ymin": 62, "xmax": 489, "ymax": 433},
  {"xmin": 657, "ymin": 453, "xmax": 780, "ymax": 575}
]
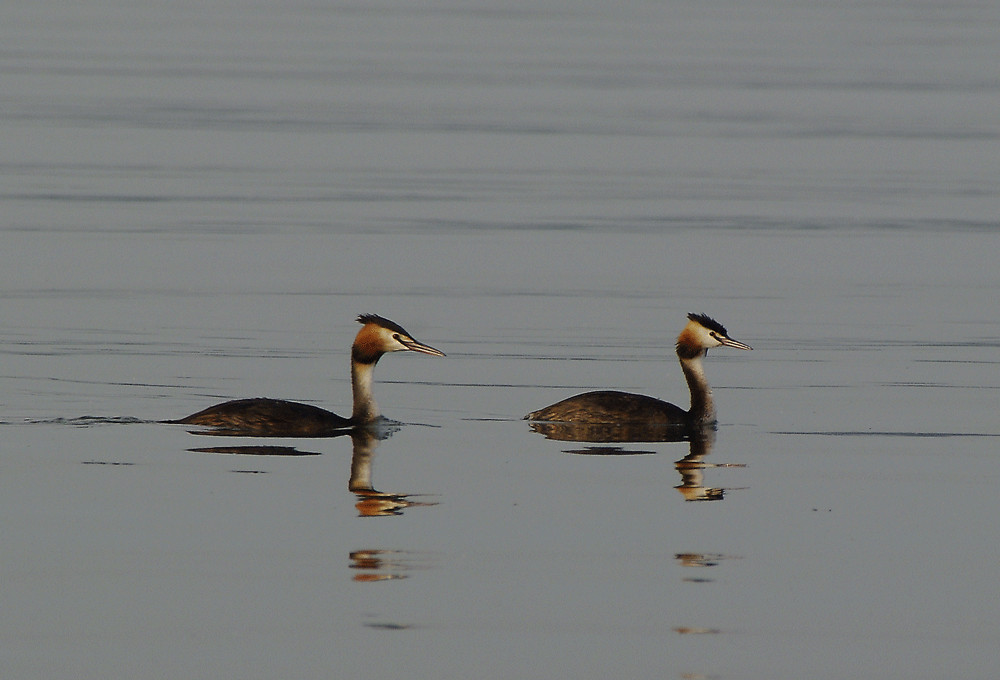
[{"xmin": 2, "ymin": 1, "xmax": 999, "ymax": 678}]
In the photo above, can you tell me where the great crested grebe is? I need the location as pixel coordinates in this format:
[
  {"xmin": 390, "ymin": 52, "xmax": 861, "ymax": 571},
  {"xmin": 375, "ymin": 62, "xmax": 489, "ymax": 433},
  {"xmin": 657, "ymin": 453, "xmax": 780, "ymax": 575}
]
[
  {"xmin": 170, "ymin": 314, "xmax": 444, "ymax": 436},
  {"xmin": 525, "ymin": 313, "xmax": 751, "ymax": 428}
]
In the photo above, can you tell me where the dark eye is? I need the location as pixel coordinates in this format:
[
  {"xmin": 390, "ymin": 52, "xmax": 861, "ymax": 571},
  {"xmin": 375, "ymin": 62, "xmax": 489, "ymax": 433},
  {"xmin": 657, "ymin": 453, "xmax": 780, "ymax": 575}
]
[{"xmin": 392, "ymin": 334, "xmax": 401, "ymax": 341}]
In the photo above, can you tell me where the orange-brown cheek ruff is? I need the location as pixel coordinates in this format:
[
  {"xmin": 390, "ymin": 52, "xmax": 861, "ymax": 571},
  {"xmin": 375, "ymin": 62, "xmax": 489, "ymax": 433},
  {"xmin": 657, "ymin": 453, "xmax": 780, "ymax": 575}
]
[
  {"xmin": 351, "ymin": 325, "xmax": 388, "ymax": 365},
  {"xmin": 675, "ymin": 327, "xmax": 703, "ymax": 360}
]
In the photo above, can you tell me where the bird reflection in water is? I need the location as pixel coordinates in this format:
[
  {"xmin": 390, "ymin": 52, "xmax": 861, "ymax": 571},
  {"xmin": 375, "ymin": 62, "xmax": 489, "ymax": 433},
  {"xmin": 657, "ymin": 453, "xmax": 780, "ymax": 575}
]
[
  {"xmin": 348, "ymin": 427, "xmax": 439, "ymax": 587},
  {"xmin": 186, "ymin": 421, "xmax": 437, "ymax": 516},
  {"xmin": 349, "ymin": 426, "xmax": 439, "ymax": 517},
  {"xmin": 188, "ymin": 445, "xmax": 322, "ymax": 457},
  {"xmin": 675, "ymin": 552, "xmax": 742, "ymax": 583},
  {"xmin": 527, "ymin": 422, "xmax": 744, "ymax": 502},
  {"xmin": 349, "ymin": 549, "xmax": 437, "ymax": 583}
]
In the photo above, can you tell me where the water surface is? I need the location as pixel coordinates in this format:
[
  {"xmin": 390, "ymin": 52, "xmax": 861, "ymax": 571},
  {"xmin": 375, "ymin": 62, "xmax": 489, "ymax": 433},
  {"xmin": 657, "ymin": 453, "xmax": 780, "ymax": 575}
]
[{"xmin": 2, "ymin": 1, "xmax": 999, "ymax": 678}]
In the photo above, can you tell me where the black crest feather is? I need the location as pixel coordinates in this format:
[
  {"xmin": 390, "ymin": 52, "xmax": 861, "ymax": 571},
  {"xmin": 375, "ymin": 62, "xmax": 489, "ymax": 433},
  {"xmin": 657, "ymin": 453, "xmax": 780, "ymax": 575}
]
[
  {"xmin": 687, "ymin": 313, "xmax": 728, "ymax": 336},
  {"xmin": 357, "ymin": 314, "xmax": 411, "ymax": 337}
]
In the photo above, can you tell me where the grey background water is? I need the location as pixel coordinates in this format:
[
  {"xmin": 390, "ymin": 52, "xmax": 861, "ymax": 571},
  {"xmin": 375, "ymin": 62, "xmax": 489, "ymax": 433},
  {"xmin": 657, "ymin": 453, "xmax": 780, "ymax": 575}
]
[{"xmin": 2, "ymin": 1, "xmax": 999, "ymax": 678}]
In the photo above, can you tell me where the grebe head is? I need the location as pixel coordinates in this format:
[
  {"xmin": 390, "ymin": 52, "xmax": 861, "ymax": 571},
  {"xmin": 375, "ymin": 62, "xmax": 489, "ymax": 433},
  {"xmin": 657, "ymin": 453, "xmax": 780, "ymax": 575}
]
[
  {"xmin": 352, "ymin": 314, "xmax": 445, "ymax": 364},
  {"xmin": 677, "ymin": 313, "xmax": 752, "ymax": 356}
]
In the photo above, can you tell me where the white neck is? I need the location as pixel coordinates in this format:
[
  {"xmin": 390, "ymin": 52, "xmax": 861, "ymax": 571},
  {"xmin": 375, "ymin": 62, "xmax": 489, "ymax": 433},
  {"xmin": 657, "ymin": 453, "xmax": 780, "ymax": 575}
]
[
  {"xmin": 351, "ymin": 359, "xmax": 380, "ymax": 422},
  {"xmin": 679, "ymin": 353, "xmax": 715, "ymax": 425}
]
